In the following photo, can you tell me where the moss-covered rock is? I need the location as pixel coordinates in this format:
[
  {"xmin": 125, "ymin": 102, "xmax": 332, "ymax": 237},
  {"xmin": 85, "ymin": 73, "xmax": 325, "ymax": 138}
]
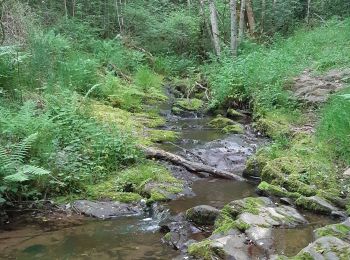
[
  {"xmin": 257, "ymin": 181, "xmax": 301, "ymax": 199},
  {"xmin": 222, "ymin": 124, "xmax": 244, "ymax": 134},
  {"xmin": 174, "ymin": 98, "xmax": 204, "ymax": 111},
  {"xmin": 186, "ymin": 205, "xmax": 220, "ymax": 225},
  {"xmin": 227, "ymin": 108, "xmax": 245, "ymax": 118},
  {"xmin": 147, "ymin": 129, "xmax": 179, "ymax": 143},
  {"xmin": 295, "ymin": 196, "xmax": 338, "ymax": 214},
  {"xmin": 208, "ymin": 115, "xmax": 235, "ymax": 128},
  {"xmin": 188, "ymin": 240, "xmax": 221, "ymax": 260},
  {"xmin": 243, "ymin": 150, "xmax": 270, "ymax": 178},
  {"xmin": 315, "ymin": 219, "xmax": 350, "ymax": 242}
]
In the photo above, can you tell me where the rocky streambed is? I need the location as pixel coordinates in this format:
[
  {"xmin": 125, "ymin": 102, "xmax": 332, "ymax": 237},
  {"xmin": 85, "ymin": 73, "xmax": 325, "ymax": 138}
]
[{"xmin": 0, "ymin": 96, "xmax": 348, "ymax": 259}]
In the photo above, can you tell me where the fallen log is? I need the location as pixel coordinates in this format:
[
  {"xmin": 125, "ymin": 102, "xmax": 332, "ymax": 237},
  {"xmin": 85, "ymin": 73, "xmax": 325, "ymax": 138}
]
[{"xmin": 142, "ymin": 146, "xmax": 245, "ymax": 181}]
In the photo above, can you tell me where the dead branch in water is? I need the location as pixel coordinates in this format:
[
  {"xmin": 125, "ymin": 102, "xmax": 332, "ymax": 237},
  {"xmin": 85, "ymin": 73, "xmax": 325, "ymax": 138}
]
[{"xmin": 142, "ymin": 146, "xmax": 245, "ymax": 181}]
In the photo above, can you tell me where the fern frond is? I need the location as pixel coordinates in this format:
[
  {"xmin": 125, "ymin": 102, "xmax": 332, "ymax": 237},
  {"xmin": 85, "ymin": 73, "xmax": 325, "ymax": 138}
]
[
  {"xmin": 20, "ymin": 165, "xmax": 50, "ymax": 176},
  {"xmin": 4, "ymin": 172, "xmax": 29, "ymax": 182},
  {"xmin": 10, "ymin": 133, "xmax": 38, "ymax": 164},
  {"xmin": 0, "ymin": 145, "xmax": 13, "ymax": 175}
]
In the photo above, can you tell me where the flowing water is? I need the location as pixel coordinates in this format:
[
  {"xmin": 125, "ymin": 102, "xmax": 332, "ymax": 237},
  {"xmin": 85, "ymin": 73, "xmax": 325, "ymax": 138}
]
[{"xmin": 0, "ymin": 107, "xmax": 335, "ymax": 259}]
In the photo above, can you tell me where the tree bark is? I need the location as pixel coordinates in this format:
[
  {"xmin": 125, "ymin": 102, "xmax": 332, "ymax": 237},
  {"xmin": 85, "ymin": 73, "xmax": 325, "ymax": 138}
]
[
  {"xmin": 261, "ymin": 0, "xmax": 266, "ymax": 33},
  {"xmin": 209, "ymin": 0, "xmax": 221, "ymax": 56},
  {"xmin": 238, "ymin": 0, "xmax": 246, "ymax": 43},
  {"xmin": 230, "ymin": 0, "xmax": 238, "ymax": 56},
  {"xmin": 142, "ymin": 146, "xmax": 245, "ymax": 181},
  {"xmin": 245, "ymin": 0, "xmax": 255, "ymax": 35},
  {"xmin": 306, "ymin": 0, "xmax": 311, "ymax": 24}
]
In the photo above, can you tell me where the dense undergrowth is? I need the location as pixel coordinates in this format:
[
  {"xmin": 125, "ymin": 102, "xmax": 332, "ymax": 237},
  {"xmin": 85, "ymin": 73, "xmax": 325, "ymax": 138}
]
[{"xmin": 0, "ymin": 0, "xmax": 349, "ymax": 212}]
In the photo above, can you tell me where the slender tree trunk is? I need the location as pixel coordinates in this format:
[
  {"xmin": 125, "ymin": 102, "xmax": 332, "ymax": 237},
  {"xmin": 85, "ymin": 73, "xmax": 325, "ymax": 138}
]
[
  {"xmin": 72, "ymin": 0, "xmax": 76, "ymax": 17},
  {"xmin": 209, "ymin": 0, "xmax": 221, "ymax": 56},
  {"xmin": 199, "ymin": 0, "xmax": 213, "ymax": 43},
  {"xmin": 261, "ymin": 0, "xmax": 266, "ymax": 33},
  {"xmin": 238, "ymin": 0, "xmax": 246, "ymax": 43},
  {"xmin": 63, "ymin": 0, "xmax": 68, "ymax": 18},
  {"xmin": 245, "ymin": 0, "xmax": 255, "ymax": 35},
  {"xmin": 230, "ymin": 0, "xmax": 238, "ymax": 56},
  {"xmin": 306, "ymin": 0, "xmax": 311, "ymax": 24},
  {"xmin": 116, "ymin": 0, "xmax": 123, "ymax": 33}
]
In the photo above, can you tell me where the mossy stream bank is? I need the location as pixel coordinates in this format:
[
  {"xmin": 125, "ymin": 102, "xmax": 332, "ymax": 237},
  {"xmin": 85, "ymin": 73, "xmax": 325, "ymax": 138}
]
[{"xmin": 0, "ymin": 86, "xmax": 348, "ymax": 259}]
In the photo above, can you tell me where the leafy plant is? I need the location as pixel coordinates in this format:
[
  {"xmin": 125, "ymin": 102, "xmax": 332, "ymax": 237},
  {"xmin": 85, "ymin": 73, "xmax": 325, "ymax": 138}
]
[{"xmin": 0, "ymin": 133, "xmax": 50, "ymax": 203}]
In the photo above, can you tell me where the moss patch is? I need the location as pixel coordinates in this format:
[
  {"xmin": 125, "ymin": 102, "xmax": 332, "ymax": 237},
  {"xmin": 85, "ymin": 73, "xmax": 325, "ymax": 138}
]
[
  {"xmin": 147, "ymin": 129, "xmax": 179, "ymax": 143},
  {"xmin": 188, "ymin": 240, "xmax": 224, "ymax": 260},
  {"xmin": 222, "ymin": 124, "xmax": 244, "ymax": 134},
  {"xmin": 174, "ymin": 98, "xmax": 204, "ymax": 111},
  {"xmin": 208, "ymin": 115, "xmax": 235, "ymax": 128},
  {"xmin": 315, "ymin": 224, "xmax": 350, "ymax": 240},
  {"xmin": 258, "ymin": 181, "xmax": 301, "ymax": 199},
  {"xmin": 227, "ymin": 108, "xmax": 244, "ymax": 118}
]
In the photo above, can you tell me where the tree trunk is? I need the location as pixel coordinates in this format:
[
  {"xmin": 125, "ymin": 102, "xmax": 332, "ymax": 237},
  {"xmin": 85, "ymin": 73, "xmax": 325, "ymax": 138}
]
[
  {"xmin": 64, "ymin": 0, "xmax": 68, "ymax": 18},
  {"xmin": 209, "ymin": 0, "xmax": 221, "ymax": 56},
  {"xmin": 261, "ymin": 0, "xmax": 266, "ymax": 33},
  {"xmin": 115, "ymin": 0, "xmax": 123, "ymax": 33},
  {"xmin": 143, "ymin": 146, "xmax": 245, "ymax": 181},
  {"xmin": 245, "ymin": 0, "xmax": 255, "ymax": 35},
  {"xmin": 230, "ymin": 0, "xmax": 238, "ymax": 56},
  {"xmin": 306, "ymin": 0, "xmax": 311, "ymax": 24},
  {"xmin": 238, "ymin": 0, "xmax": 246, "ymax": 43}
]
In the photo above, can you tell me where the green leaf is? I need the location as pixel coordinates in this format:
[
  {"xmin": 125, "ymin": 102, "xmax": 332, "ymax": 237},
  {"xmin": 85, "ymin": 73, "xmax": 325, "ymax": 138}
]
[
  {"xmin": 0, "ymin": 196, "xmax": 5, "ymax": 203},
  {"xmin": 4, "ymin": 172, "xmax": 29, "ymax": 182}
]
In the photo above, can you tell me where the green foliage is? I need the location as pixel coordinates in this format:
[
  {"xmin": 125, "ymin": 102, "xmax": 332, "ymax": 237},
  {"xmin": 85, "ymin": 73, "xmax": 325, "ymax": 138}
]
[
  {"xmin": 317, "ymin": 88, "xmax": 350, "ymax": 165},
  {"xmin": 0, "ymin": 133, "xmax": 50, "ymax": 202},
  {"xmin": 203, "ymin": 19, "xmax": 350, "ymax": 116}
]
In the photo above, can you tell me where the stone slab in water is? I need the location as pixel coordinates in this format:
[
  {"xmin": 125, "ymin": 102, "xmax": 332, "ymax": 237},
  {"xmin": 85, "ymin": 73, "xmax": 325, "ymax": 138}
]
[
  {"xmin": 185, "ymin": 205, "xmax": 220, "ymax": 225},
  {"xmin": 72, "ymin": 200, "xmax": 142, "ymax": 219}
]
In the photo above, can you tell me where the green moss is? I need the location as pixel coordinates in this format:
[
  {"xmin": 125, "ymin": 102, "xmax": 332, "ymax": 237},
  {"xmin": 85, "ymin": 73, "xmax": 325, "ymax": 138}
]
[
  {"xmin": 295, "ymin": 196, "xmax": 332, "ymax": 213},
  {"xmin": 244, "ymin": 150, "xmax": 270, "ymax": 178},
  {"xmin": 174, "ymin": 98, "xmax": 204, "ymax": 111},
  {"xmin": 147, "ymin": 129, "xmax": 179, "ymax": 143},
  {"xmin": 292, "ymin": 252, "xmax": 314, "ymax": 260},
  {"xmin": 171, "ymin": 106, "xmax": 184, "ymax": 115},
  {"xmin": 148, "ymin": 191, "xmax": 168, "ymax": 203},
  {"xmin": 258, "ymin": 181, "xmax": 301, "ymax": 199},
  {"xmin": 163, "ymin": 232, "xmax": 172, "ymax": 241},
  {"xmin": 315, "ymin": 224, "xmax": 350, "ymax": 240},
  {"xmin": 254, "ymin": 110, "xmax": 298, "ymax": 138},
  {"xmin": 208, "ymin": 115, "xmax": 235, "ymax": 128},
  {"xmin": 227, "ymin": 108, "xmax": 244, "ymax": 118},
  {"xmin": 222, "ymin": 124, "xmax": 244, "ymax": 134},
  {"xmin": 188, "ymin": 239, "xmax": 226, "ymax": 260}
]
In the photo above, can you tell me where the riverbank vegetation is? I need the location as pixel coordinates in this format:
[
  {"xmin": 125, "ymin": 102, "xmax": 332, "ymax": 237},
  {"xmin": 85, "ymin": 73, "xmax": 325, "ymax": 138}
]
[{"xmin": 0, "ymin": 0, "xmax": 349, "ymax": 215}]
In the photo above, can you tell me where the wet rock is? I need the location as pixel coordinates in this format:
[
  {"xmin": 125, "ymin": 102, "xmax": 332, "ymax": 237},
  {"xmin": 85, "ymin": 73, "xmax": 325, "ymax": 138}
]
[
  {"xmin": 245, "ymin": 226, "xmax": 273, "ymax": 252},
  {"xmin": 188, "ymin": 233, "xmax": 266, "ymax": 260},
  {"xmin": 186, "ymin": 205, "xmax": 220, "ymax": 225},
  {"xmin": 295, "ymin": 236, "xmax": 350, "ymax": 260},
  {"xmin": 225, "ymin": 197, "xmax": 307, "ymax": 229},
  {"xmin": 280, "ymin": 197, "xmax": 294, "ymax": 206},
  {"xmin": 71, "ymin": 200, "xmax": 142, "ymax": 219},
  {"xmin": 295, "ymin": 196, "xmax": 339, "ymax": 215},
  {"xmin": 0, "ymin": 210, "xmax": 8, "ymax": 225},
  {"xmin": 314, "ymin": 218, "xmax": 350, "ymax": 243},
  {"xmin": 160, "ymin": 213, "xmax": 201, "ymax": 251},
  {"xmin": 331, "ymin": 210, "xmax": 348, "ymax": 220},
  {"xmin": 187, "ymin": 135, "xmax": 262, "ymax": 175}
]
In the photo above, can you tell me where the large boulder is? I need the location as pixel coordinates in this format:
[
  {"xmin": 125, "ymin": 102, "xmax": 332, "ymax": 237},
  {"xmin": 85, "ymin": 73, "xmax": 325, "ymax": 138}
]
[
  {"xmin": 186, "ymin": 205, "xmax": 220, "ymax": 225},
  {"xmin": 71, "ymin": 200, "xmax": 143, "ymax": 219}
]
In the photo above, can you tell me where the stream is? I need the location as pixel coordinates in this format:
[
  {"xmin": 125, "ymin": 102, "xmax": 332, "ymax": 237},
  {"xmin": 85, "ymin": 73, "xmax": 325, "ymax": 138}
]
[{"xmin": 0, "ymin": 102, "xmax": 335, "ymax": 259}]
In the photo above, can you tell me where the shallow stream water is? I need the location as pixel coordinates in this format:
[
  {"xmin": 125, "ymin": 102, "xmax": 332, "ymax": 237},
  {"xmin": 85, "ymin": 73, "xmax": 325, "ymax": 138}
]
[{"xmin": 0, "ymin": 108, "xmax": 335, "ymax": 259}]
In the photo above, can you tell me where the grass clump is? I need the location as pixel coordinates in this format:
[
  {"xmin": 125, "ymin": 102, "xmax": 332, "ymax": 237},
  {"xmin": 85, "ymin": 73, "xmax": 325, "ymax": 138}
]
[{"xmin": 188, "ymin": 240, "xmax": 224, "ymax": 260}]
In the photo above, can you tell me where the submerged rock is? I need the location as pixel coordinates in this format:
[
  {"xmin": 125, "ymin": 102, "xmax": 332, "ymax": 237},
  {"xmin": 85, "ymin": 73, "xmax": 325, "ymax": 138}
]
[
  {"xmin": 71, "ymin": 200, "xmax": 142, "ymax": 219},
  {"xmin": 186, "ymin": 205, "xmax": 220, "ymax": 225}
]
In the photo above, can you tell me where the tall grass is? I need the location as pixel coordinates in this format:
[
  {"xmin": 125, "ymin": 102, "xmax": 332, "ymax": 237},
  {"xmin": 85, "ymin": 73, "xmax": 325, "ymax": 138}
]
[{"xmin": 203, "ymin": 19, "xmax": 350, "ymax": 115}]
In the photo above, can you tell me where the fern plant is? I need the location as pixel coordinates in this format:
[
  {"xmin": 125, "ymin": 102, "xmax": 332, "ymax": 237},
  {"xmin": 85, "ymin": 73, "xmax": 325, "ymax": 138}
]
[{"xmin": 0, "ymin": 133, "xmax": 50, "ymax": 203}]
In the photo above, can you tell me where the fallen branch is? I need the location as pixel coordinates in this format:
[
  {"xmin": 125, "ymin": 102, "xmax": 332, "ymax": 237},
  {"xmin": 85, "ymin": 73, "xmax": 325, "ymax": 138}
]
[{"xmin": 142, "ymin": 146, "xmax": 245, "ymax": 181}]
